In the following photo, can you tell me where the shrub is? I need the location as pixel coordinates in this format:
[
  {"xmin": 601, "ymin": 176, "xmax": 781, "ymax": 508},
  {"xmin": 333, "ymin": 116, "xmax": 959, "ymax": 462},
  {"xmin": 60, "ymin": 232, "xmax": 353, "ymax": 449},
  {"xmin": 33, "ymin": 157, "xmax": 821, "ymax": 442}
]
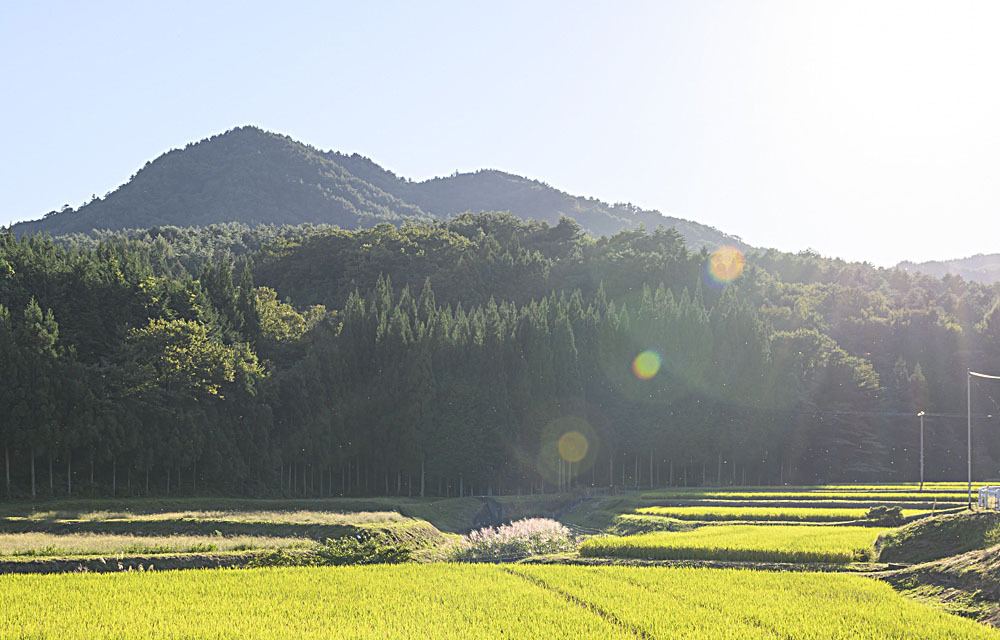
[
  {"xmin": 866, "ymin": 506, "xmax": 904, "ymax": 526},
  {"xmin": 449, "ymin": 518, "xmax": 575, "ymax": 562},
  {"xmin": 248, "ymin": 535, "xmax": 410, "ymax": 568},
  {"xmin": 316, "ymin": 536, "xmax": 411, "ymax": 565}
]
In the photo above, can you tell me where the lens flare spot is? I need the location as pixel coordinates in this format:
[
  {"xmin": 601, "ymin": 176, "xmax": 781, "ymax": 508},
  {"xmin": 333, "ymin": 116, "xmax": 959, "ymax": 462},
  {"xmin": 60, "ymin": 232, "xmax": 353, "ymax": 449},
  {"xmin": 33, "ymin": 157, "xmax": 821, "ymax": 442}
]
[
  {"xmin": 707, "ymin": 246, "xmax": 745, "ymax": 284},
  {"xmin": 632, "ymin": 350, "xmax": 661, "ymax": 380},
  {"xmin": 557, "ymin": 431, "xmax": 588, "ymax": 463}
]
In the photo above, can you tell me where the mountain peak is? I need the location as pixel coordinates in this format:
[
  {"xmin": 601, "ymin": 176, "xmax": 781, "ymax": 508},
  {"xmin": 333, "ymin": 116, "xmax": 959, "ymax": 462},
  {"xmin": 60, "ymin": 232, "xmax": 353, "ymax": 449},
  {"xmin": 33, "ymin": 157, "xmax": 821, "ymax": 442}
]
[{"xmin": 12, "ymin": 128, "xmax": 745, "ymax": 252}]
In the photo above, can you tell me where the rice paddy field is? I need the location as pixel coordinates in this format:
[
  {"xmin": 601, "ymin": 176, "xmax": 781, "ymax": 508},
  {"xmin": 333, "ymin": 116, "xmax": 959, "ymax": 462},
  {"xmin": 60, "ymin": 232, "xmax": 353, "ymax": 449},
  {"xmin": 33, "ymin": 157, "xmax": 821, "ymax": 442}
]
[
  {"xmin": 640, "ymin": 490, "xmax": 970, "ymax": 503},
  {"xmin": 0, "ymin": 501, "xmax": 459, "ymax": 561},
  {"xmin": 634, "ymin": 505, "xmax": 929, "ymax": 522},
  {"xmin": 0, "ymin": 483, "xmax": 994, "ymax": 637},
  {"xmin": 0, "ymin": 532, "xmax": 318, "ymax": 557},
  {"xmin": 0, "ymin": 563, "xmax": 996, "ymax": 639},
  {"xmin": 580, "ymin": 525, "xmax": 887, "ymax": 563}
]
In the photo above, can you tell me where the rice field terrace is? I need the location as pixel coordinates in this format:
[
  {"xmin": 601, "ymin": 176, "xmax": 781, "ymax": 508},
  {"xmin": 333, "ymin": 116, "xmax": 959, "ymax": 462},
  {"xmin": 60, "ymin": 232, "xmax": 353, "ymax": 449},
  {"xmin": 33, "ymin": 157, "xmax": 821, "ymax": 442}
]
[
  {"xmin": 0, "ymin": 486, "xmax": 997, "ymax": 637},
  {"xmin": 1, "ymin": 564, "xmax": 996, "ymax": 639},
  {"xmin": 0, "ymin": 499, "xmax": 468, "ymax": 561},
  {"xmin": 639, "ymin": 490, "xmax": 970, "ymax": 503},
  {"xmin": 561, "ymin": 481, "xmax": 977, "ymax": 532},
  {"xmin": 634, "ymin": 505, "xmax": 930, "ymax": 522},
  {"xmin": 579, "ymin": 525, "xmax": 888, "ymax": 563},
  {"xmin": 0, "ymin": 532, "xmax": 317, "ymax": 557}
]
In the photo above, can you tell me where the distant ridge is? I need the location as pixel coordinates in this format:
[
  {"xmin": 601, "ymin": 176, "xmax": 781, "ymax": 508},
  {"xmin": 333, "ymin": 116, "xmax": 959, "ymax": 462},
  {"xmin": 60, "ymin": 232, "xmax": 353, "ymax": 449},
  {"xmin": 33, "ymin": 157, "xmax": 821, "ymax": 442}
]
[
  {"xmin": 12, "ymin": 126, "xmax": 745, "ymax": 251},
  {"xmin": 897, "ymin": 254, "xmax": 1000, "ymax": 284}
]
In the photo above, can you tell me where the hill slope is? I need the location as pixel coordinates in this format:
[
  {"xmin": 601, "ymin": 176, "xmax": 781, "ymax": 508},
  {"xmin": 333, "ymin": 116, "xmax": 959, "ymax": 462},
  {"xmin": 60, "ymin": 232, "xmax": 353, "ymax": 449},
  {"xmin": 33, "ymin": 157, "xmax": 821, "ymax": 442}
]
[
  {"xmin": 13, "ymin": 128, "xmax": 430, "ymax": 236},
  {"xmin": 897, "ymin": 254, "xmax": 1000, "ymax": 284},
  {"xmin": 12, "ymin": 127, "xmax": 744, "ymax": 250}
]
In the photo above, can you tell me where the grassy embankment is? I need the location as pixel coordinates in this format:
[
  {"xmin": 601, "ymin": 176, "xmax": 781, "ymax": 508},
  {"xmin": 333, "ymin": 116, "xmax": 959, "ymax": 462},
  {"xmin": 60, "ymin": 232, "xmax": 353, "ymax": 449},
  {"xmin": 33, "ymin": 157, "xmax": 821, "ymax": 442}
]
[{"xmin": 0, "ymin": 494, "xmax": 578, "ymax": 562}]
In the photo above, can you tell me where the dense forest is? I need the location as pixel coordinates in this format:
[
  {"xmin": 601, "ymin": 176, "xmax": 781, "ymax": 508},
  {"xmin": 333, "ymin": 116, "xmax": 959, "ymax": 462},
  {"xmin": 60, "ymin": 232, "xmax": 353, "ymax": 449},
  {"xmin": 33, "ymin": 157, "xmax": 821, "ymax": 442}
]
[{"xmin": 2, "ymin": 213, "xmax": 1000, "ymax": 499}]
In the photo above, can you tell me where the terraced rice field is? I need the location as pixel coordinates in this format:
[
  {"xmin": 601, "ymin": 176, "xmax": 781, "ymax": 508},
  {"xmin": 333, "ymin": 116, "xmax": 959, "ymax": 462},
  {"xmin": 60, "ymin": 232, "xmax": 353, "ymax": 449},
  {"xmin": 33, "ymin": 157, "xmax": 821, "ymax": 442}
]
[
  {"xmin": 0, "ymin": 503, "xmax": 451, "ymax": 560},
  {"xmin": 635, "ymin": 505, "xmax": 929, "ymax": 522},
  {"xmin": 0, "ymin": 564, "xmax": 995, "ymax": 639},
  {"xmin": 639, "ymin": 490, "xmax": 969, "ymax": 502},
  {"xmin": 0, "ymin": 532, "xmax": 317, "ymax": 557},
  {"xmin": 816, "ymin": 483, "xmax": 982, "ymax": 492},
  {"xmin": 509, "ymin": 565, "xmax": 999, "ymax": 639},
  {"xmin": 580, "ymin": 524, "xmax": 887, "ymax": 563}
]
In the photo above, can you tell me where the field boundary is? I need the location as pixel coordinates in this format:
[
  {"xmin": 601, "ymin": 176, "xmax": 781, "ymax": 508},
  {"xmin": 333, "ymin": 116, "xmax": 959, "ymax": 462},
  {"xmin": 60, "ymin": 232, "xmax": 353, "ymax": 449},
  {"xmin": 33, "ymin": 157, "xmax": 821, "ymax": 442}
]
[
  {"xmin": 502, "ymin": 567, "xmax": 654, "ymax": 639},
  {"xmin": 0, "ymin": 550, "xmax": 270, "ymax": 574}
]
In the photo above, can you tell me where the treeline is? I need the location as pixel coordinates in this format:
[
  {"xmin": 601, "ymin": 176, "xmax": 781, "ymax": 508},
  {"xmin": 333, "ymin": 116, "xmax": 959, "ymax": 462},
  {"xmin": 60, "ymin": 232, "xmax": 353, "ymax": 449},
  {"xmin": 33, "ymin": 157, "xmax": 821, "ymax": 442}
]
[{"xmin": 2, "ymin": 214, "xmax": 1000, "ymax": 499}]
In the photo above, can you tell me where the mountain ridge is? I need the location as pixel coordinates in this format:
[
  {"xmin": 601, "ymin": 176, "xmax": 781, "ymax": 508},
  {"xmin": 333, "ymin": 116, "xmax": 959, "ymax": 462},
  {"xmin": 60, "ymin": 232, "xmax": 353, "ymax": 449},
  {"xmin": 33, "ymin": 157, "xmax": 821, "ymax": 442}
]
[
  {"xmin": 11, "ymin": 126, "xmax": 745, "ymax": 252},
  {"xmin": 897, "ymin": 253, "xmax": 1000, "ymax": 284}
]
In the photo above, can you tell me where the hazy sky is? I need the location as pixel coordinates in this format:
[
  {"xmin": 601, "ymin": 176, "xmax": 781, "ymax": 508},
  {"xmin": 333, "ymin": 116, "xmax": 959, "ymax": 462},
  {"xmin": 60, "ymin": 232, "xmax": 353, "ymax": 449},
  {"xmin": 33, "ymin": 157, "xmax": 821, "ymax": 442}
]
[{"xmin": 3, "ymin": 1, "xmax": 999, "ymax": 265}]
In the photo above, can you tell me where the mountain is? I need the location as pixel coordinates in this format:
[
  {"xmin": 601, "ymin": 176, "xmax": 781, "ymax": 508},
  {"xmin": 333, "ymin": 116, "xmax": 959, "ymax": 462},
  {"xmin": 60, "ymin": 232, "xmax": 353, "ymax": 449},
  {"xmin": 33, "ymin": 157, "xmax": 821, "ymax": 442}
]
[
  {"xmin": 11, "ymin": 126, "xmax": 745, "ymax": 251},
  {"xmin": 897, "ymin": 254, "xmax": 1000, "ymax": 284},
  {"xmin": 14, "ymin": 127, "xmax": 430, "ymax": 236},
  {"xmin": 330, "ymin": 152, "xmax": 740, "ymax": 249}
]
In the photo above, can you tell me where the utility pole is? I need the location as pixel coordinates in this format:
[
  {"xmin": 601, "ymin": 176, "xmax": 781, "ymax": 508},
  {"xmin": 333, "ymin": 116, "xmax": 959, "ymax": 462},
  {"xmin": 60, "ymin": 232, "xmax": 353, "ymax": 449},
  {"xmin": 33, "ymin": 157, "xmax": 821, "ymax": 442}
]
[
  {"xmin": 918, "ymin": 411, "xmax": 925, "ymax": 491},
  {"xmin": 968, "ymin": 371, "xmax": 972, "ymax": 507},
  {"xmin": 965, "ymin": 370, "xmax": 1000, "ymax": 507}
]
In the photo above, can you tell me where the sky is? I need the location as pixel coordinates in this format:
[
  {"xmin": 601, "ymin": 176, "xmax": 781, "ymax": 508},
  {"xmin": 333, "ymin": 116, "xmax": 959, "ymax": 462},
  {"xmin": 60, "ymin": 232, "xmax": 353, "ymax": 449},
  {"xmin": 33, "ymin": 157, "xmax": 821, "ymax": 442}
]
[{"xmin": 2, "ymin": 0, "xmax": 999, "ymax": 266}]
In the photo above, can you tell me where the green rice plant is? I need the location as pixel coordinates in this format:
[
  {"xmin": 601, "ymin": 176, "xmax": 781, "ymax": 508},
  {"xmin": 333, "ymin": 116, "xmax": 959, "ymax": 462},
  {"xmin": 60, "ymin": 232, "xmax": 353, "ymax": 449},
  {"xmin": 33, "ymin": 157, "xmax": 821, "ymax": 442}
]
[
  {"xmin": 508, "ymin": 565, "xmax": 1000, "ymax": 639},
  {"xmin": 0, "ymin": 565, "xmax": 994, "ymax": 639},
  {"xmin": 0, "ymin": 564, "xmax": 633, "ymax": 639},
  {"xmin": 635, "ymin": 506, "xmax": 928, "ymax": 522},
  {"xmin": 579, "ymin": 525, "xmax": 887, "ymax": 563}
]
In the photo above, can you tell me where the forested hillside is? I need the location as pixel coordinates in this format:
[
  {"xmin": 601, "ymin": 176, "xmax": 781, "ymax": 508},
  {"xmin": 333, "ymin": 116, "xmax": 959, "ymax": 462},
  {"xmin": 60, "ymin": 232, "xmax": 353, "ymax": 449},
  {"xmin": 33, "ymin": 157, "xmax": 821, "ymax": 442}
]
[
  {"xmin": 10, "ymin": 127, "xmax": 742, "ymax": 252},
  {"xmin": 2, "ymin": 214, "xmax": 1000, "ymax": 499},
  {"xmin": 898, "ymin": 253, "xmax": 1000, "ymax": 285}
]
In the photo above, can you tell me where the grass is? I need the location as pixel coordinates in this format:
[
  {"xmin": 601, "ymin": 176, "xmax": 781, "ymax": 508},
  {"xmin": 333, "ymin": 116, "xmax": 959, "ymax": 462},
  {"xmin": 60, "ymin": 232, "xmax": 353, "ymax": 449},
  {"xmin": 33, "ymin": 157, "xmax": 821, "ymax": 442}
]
[
  {"xmin": 877, "ymin": 510, "xmax": 1000, "ymax": 563},
  {"xmin": 878, "ymin": 541, "xmax": 1000, "ymax": 624},
  {"xmin": 0, "ymin": 495, "xmax": 584, "ymax": 562},
  {"xmin": 0, "ymin": 564, "xmax": 996, "ymax": 639},
  {"xmin": 0, "ymin": 532, "xmax": 316, "ymax": 557},
  {"xmin": 635, "ymin": 505, "xmax": 929, "ymax": 522},
  {"xmin": 580, "ymin": 525, "xmax": 887, "ymax": 563},
  {"xmin": 608, "ymin": 514, "xmax": 697, "ymax": 535},
  {"xmin": 0, "ymin": 494, "xmax": 577, "ymax": 535},
  {"xmin": 0, "ymin": 500, "xmax": 461, "ymax": 562},
  {"xmin": 0, "ymin": 497, "xmax": 481, "ymax": 533},
  {"xmin": 17, "ymin": 509, "xmax": 407, "ymax": 525}
]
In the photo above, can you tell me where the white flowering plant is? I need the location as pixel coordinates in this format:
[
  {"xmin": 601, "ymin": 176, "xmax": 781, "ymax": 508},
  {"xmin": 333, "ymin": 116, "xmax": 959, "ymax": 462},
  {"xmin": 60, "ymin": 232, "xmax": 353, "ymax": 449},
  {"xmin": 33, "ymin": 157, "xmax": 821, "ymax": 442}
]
[{"xmin": 448, "ymin": 518, "xmax": 576, "ymax": 561}]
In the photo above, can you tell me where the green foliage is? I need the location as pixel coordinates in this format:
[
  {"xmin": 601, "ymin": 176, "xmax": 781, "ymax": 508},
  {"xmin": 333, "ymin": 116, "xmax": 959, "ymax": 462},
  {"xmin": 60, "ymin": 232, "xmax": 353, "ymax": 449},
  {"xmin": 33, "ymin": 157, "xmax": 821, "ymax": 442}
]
[
  {"xmin": 866, "ymin": 505, "xmax": 906, "ymax": 526},
  {"xmin": 608, "ymin": 514, "xmax": 696, "ymax": 535},
  {"xmin": 2, "ymin": 201, "xmax": 1000, "ymax": 499},
  {"xmin": 248, "ymin": 535, "xmax": 411, "ymax": 567},
  {"xmin": 315, "ymin": 535, "xmax": 411, "ymax": 565},
  {"xmin": 127, "ymin": 318, "xmax": 262, "ymax": 398}
]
